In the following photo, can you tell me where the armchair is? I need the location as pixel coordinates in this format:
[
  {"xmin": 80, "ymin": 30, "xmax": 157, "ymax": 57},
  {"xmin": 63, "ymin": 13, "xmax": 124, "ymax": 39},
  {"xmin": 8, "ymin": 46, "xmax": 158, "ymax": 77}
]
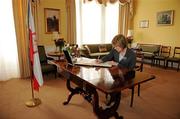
[
  {"xmin": 166, "ymin": 47, "xmax": 180, "ymax": 71},
  {"xmin": 154, "ymin": 46, "xmax": 171, "ymax": 68},
  {"xmin": 38, "ymin": 45, "xmax": 57, "ymax": 77}
]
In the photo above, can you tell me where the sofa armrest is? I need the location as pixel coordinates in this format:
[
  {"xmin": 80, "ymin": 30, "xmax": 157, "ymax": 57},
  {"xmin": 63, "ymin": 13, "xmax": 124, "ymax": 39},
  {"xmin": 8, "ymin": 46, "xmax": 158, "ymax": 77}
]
[{"xmin": 153, "ymin": 50, "xmax": 160, "ymax": 56}]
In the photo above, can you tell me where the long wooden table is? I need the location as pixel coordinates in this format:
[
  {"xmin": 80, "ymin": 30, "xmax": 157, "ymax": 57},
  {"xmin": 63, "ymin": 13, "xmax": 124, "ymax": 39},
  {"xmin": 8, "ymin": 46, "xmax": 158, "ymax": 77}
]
[{"xmin": 56, "ymin": 60, "xmax": 155, "ymax": 119}]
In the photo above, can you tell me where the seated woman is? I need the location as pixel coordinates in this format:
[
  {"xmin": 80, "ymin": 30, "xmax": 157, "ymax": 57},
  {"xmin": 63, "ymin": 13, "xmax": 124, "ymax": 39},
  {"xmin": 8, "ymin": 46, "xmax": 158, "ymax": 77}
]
[
  {"xmin": 97, "ymin": 34, "xmax": 136, "ymax": 70},
  {"xmin": 97, "ymin": 34, "xmax": 136, "ymax": 105}
]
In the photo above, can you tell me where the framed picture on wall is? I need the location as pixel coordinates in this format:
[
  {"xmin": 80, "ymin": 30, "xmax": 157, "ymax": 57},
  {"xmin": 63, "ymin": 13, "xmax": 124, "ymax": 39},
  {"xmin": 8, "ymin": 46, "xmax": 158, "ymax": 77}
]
[
  {"xmin": 157, "ymin": 10, "xmax": 174, "ymax": 25},
  {"xmin": 44, "ymin": 8, "xmax": 60, "ymax": 34},
  {"xmin": 139, "ymin": 20, "xmax": 149, "ymax": 28}
]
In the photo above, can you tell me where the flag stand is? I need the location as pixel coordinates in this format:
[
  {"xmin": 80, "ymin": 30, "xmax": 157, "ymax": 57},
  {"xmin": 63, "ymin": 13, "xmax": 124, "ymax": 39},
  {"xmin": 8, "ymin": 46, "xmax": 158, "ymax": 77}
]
[
  {"xmin": 25, "ymin": 75, "xmax": 41, "ymax": 107},
  {"xmin": 25, "ymin": 98, "xmax": 41, "ymax": 107}
]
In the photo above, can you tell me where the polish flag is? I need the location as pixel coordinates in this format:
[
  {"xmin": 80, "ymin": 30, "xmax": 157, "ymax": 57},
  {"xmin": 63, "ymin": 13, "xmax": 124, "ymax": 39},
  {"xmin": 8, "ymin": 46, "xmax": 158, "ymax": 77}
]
[{"xmin": 28, "ymin": 0, "xmax": 43, "ymax": 91}]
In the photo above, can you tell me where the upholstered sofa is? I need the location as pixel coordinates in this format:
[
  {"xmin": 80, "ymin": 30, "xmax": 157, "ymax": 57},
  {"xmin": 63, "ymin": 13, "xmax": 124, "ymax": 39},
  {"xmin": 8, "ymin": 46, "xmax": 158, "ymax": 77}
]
[
  {"xmin": 80, "ymin": 44, "xmax": 112, "ymax": 58},
  {"xmin": 137, "ymin": 43, "xmax": 161, "ymax": 65}
]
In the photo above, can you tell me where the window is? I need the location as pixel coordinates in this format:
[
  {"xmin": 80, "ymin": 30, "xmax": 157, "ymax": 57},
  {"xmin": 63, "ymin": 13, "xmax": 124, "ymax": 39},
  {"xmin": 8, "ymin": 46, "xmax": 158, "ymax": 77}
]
[
  {"xmin": 0, "ymin": 0, "xmax": 20, "ymax": 80},
  {"xmin": 76, "ymin": 0, "xmax": 119, "ymax": 45}
]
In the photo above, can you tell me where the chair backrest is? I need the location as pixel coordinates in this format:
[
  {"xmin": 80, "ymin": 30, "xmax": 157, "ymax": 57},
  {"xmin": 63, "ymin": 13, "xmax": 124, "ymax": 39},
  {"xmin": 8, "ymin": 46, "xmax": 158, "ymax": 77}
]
[
  {"xmin": 38, "ymin": 45, "xmax": 47, "ymax": 63},
  {"xmin": 160, "ymin": 46, "xmax": 171, "ymax": 57},
  {"xmin": 173, "ymin": 47, "xmax": 180, "ymax": 58},
  {"xmin": 135, "ymin": 51, "xmax": 144, "ymax": 72}
]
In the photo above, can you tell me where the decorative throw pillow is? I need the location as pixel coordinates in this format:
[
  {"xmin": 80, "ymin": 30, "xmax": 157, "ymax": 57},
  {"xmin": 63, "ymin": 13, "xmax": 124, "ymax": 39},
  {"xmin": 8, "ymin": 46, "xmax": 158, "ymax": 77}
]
[{"xmin": 99, "ymin": 45, "xmax": 107, "ymax": 52}]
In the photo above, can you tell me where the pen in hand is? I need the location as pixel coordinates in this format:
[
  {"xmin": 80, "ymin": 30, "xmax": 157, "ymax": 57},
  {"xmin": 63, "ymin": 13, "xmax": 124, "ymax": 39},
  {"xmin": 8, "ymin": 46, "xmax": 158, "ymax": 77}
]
[
  {"xmin": 97, "ymin": 55, "xmax": 100, "ymax": 60},
  {"xmin": 96, "ymin": 56, "xmax": 102, "ymax": 64}
]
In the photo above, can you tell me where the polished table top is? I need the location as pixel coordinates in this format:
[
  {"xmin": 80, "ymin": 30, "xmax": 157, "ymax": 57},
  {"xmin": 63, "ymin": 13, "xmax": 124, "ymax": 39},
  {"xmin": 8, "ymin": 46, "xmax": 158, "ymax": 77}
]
[{"xmin": 57, "ymin": 59, "xmax": 155, "ymax": 93}]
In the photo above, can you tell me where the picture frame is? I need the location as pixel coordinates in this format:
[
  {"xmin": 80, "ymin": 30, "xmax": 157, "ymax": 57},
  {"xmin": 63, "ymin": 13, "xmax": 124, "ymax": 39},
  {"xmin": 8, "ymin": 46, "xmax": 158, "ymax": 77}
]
[
  {"xmin": 139, "ymin": 20, "xmax": 149, "ymax": 28},
  {"xmin": 44, "ymin": 8, "xmax": 60, "ymax": 34},
  {"xmin": 157, "ymin": 10, "xmax": 174, "ymax": 25}
]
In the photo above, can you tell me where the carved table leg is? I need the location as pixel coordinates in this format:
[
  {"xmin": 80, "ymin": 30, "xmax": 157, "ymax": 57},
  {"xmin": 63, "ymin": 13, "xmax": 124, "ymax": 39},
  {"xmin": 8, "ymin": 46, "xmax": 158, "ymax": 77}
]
[
  {"xmin": 92, "ymin": 90, "xmax": 123, "ymax": 119},
  {"xmin": 63, "ymin": 79, "xmax": 83, "ymax": 105},
  {"xmin": 63, "ymin": 79, "xmax": 123, "ymax": 119}
]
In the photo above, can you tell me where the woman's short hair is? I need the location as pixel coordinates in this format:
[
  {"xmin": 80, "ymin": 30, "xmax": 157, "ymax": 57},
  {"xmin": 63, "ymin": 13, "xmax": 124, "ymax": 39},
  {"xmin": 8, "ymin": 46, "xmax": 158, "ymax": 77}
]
[{"xmin": 112, "ymin": 34, "xmax": 127, "ymax": 49}]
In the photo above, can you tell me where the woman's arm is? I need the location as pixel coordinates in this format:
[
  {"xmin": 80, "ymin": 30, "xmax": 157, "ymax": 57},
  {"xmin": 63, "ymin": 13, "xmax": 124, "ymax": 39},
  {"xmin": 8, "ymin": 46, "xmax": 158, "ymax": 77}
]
[{"xmin": 101, "ymin": 49, "xmax": 115, "ymax": 62}]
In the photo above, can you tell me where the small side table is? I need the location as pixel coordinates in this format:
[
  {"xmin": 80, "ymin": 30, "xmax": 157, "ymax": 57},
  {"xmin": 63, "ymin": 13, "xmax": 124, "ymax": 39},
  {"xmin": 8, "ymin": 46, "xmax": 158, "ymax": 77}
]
[{"xmin": 47, "ymin": 52, "xmax": 64, "ymax": 61}]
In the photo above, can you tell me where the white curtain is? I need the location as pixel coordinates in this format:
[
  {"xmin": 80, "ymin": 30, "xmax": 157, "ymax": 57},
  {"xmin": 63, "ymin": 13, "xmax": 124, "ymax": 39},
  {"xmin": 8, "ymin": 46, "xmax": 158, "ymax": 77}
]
[
  {"xmin": 76, "ymin": 0, "xmax": 119, "ymax": 45},
  {"xmin": 0, "ymin": 0, "xmax": 20, "ymax": 81}
]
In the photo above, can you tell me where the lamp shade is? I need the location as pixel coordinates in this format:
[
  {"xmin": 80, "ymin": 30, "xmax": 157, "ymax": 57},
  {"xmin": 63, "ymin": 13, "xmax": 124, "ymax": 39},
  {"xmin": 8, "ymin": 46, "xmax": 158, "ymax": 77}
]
[
  {"xmin": 127, "ymin": 30, "xmax": 133, "ymax": 37},
  {"xmin": 52, "ymin": 31, "xmax": 59, "ymax": 40}
]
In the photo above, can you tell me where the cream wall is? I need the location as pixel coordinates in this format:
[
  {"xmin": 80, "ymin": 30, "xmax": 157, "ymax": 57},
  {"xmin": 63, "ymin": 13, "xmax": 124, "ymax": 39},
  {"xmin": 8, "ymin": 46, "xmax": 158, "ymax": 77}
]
[
  {"xmin": 133, "ymin": 0, "xmax": 180, "ymax": 52},
  {"xmin": 37, "ymin": 0, "xmax": 67, "ymax": 46}
]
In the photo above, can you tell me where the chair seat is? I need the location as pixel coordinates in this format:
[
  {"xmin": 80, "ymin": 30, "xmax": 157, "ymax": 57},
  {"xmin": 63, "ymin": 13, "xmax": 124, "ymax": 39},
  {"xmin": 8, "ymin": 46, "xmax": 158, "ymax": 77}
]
[
  {"xmin": 135, "ymin": 65, "xmax": 141, "ymax": 71},
  {"xmin": 143, "ymin": 53, "xmax": 154, "ymax": 58},
  {"xmin": 164, "ymin": 46, "xmax": 180, "ymax": 71},
  {"xmin": 41, "ymin": 63, "xmax": 57, "ymax": 73},
  {"xmin": 167, "ymin": 57, "xmax": 180, "ymax": 62}
]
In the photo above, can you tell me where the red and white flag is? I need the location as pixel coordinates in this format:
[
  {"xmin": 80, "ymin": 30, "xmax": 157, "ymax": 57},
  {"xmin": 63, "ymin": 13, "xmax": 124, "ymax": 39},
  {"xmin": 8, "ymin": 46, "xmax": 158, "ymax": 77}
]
[{"xmin": 28, "ymin": 0, "xmax": 43, "ymax": 91}]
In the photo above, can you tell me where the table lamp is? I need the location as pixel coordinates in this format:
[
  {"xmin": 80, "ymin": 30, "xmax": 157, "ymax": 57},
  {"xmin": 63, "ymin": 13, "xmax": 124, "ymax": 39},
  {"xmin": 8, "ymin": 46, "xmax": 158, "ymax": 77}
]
[
  {"xmin": 52, "ymin": 31, "xmax": 59, "ymax": 41},
  {"xmin": 52, "ymin": 31, "xmax": 59, "ymax": 52},
  {"xmin": 127, "ymin": 29, "xmax": 133, "ymax": 44}
]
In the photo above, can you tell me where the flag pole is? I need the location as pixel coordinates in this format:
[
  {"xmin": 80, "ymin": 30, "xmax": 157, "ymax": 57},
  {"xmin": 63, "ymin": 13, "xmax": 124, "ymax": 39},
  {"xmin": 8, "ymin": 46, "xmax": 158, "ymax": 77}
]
[{"xmin": 25, "ymin": 0, "xmax": 41, "ymax": 107}]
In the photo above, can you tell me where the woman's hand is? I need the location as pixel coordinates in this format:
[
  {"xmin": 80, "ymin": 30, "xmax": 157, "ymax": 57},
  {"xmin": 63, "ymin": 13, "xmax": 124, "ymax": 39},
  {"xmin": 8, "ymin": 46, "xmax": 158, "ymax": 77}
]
[{"xmin": 96, "ymin": 59, "xmax": 102, "ymax": 64}]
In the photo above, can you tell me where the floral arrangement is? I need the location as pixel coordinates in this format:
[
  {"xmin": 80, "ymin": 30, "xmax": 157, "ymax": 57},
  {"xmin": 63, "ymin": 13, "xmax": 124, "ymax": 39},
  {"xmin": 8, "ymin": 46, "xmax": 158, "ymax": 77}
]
[{"xmin": 54, "ymin": 38, "xmax": 65, "ymax": 52}]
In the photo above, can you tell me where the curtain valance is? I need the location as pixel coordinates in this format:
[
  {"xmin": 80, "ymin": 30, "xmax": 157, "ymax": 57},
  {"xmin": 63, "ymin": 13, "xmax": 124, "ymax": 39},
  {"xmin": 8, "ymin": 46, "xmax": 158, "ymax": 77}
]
[
  {"xmin": 83, "ymin": 0, "xmax": 131, "ymax": 5},
  {"xmin": 83, "ymin": 0, "xmax": 133, "ymax": 17}
]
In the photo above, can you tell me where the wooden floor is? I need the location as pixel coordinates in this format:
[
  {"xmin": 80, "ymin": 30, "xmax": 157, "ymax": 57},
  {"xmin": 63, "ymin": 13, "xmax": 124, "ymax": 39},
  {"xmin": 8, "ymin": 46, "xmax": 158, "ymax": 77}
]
[{"xmin": 0, "ymin": 64, "xmax": 180, "ymax": 119}]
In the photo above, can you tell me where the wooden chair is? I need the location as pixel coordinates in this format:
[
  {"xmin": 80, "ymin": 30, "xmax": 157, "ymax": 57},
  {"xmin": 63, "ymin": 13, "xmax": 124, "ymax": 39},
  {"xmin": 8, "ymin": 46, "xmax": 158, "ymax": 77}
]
[
  {"xmin": 135, "ymin": 51, "xmax": 144, "ymax": 72},
  {"xmin": 130, "ymin": 51, "xmax": 144, "ymax": 107},
  {"xmin": 154, "ymin": 46, "xmax": 171, "ymax": 68},
  {"xmin": 166, "ymin": 47, "xmax": 180, "ymax": 71},
  {"xmin": 38, "ymin": 46, "xmax": 57, "ymax": 77}
]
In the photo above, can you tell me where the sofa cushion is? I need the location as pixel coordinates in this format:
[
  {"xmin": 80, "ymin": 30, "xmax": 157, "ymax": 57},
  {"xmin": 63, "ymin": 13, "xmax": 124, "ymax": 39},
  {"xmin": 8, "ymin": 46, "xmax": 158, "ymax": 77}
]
[
  {"xmin": 81, "ymin": 44, "xmax": 112, "ymax": 58},
  {"xmin": 139, "ymin": 44, "xmax": 160, "ymax": 54},
  {"xmin": 98, "ymin": 45, "xmax": 107, "ymax": 52},
  {"xmin": 87, "ymin": 45, "xmax": 99, "ymax": 53},
  {"xmin": 106, "ymin": 44, "xmax": 113, "ymax": 51},
  {"xmin": 41, "ymin": 64, "xmax": 57, "ymax": 73}
]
